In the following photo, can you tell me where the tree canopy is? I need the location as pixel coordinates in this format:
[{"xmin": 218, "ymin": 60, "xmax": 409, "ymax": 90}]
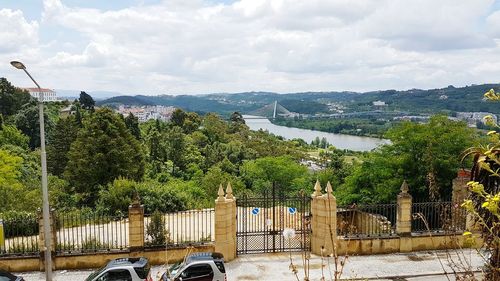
[{"xmin": 64, "ymin": 108, "xmax": 145, "ymax": 205}]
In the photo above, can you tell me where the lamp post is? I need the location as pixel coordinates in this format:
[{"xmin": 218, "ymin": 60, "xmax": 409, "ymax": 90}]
[{"xmin": 10, "ymin": 61, "xmax": 53, "ymax": 281}]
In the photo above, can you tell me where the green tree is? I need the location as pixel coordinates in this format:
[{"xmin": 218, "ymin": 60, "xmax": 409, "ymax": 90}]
[
  {"xmin": 64, "ymin": 108, "xmax": 145, "ymax": 205},
  {"xmin": 241, "ymin": 156, "xmax": 310, "ymax": 195},
  {"xmin": 202, "ymin": 113, "xmax": 227, "ymax": 143},
  {"xmin": 0, "ymin": 78, "xmax": 33, "ymax": 117},
  {"xmin": 0, "ymin": 124, "xmax": 29, "ymax": 149},
  {"xmin": 124, "ymin": 113, "xmax": 141, "ymax": 140},
  {"xmin": 338, "ymin": 115, "xmax": 477, "ymax": 204},
  {"xmin": 165, "ymin": 126, "xmax": 186, "ymax": 175},
  {"xmin": 12, "ymin": 102, "xmax": 54, "ymax": 149},
  {"xmin": 79, "ymin": 91, "xmax": 95, "ymax": 111},
  {"xmin": 47, "ymin": 116, "xmax": 79, "ymax": 177},
  {"xmin": 0, "ymin": 149, "xmax": 24, "ymax": 212},
  {"xmin": 171, "ymin": 108, "xmax": 186, "ymax": 127},
  {"xmin": 229, "ymin": 111, "xmax": 245, "ymax": 124}
]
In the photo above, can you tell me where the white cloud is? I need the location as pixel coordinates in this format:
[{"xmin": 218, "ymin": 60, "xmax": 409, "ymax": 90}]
[
  {"xmin": 2, "ymin": 0, "xmax": 500, "ymax": 94},
  {"xmin": 0, "ymin": 9, "xmax": 39, "ymax": 53}
]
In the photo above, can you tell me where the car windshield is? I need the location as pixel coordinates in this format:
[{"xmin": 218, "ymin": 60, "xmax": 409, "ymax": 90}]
[
  {"xmin": 85, "ymin": 266, "xmax": 107, "ymax": 281},
  {"xmin": 168, "ymin": 262, "xmax": 184, "ymax": 276}
]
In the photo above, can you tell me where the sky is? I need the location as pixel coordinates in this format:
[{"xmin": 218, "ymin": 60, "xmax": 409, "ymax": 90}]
[{"xmin": 2, "ymin": 0, "xmax": 500, "ymax": 95}]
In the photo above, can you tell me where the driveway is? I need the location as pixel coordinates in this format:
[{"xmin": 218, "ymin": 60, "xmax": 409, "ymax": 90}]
[{"xmin": 19, "ymin": 249, "xmax": 485, "ymax": 280}]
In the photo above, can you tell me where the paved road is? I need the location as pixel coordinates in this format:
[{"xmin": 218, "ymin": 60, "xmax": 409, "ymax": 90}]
[{"xmin": 18, "ymin": 249, "xmax": 485, "ymax": 280}]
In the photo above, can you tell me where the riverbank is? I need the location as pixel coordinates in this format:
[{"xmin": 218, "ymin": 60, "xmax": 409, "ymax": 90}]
[
  {"xmin": 243, "ymin": 115, "xmax": 389, "ymax": 151},
  {"xmin": 271, "ymin": 117, "xmax": 392, "ymax": 138}
]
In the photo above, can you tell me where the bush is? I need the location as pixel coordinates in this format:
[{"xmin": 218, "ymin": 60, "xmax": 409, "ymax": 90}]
[
  {"xmin": 0, "ymin": 211, "xmax": 38, "ymax": 238},
  {"xmin": 145, "ymin": 210, "xmax": 171, "ymax": 246},
  {"xmin": 136, "ymin": 181, "xmax": 188, "ymax": 214}
]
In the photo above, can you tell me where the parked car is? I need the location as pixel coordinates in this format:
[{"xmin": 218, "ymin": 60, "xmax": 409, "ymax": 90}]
[
  {"xmin": 85, "ymin": 257, "xmax": 152, "ymax": 281},
  {"xmin": 161, "ymin": 252, "xmax": 226, "ymax": 281},
  {"xmin": 0, "ymin": 270, "xmax": 24, "ymax": 281}
]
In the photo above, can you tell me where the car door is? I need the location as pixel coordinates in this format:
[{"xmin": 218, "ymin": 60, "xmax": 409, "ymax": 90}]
[
  {"xmin": 97, "ymin": 269, "xmax": 133, "ymax": 281},
  {"xmin": 177, "ymin": 263, "xmax": 214, "ymax": 281}
]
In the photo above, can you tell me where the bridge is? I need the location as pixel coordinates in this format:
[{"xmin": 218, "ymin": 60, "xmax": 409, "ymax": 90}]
[{"xmin": 246, "ymin": 101, "xmax": 294, "ymax": 119}]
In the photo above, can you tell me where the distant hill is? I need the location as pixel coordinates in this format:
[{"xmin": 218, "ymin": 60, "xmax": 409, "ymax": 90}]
[{"xmin": 96, "ymin": 83, "xmax": 500, "ymax": 115}]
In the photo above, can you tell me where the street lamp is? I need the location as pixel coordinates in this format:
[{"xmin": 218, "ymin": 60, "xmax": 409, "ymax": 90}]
[{"xmin": 10, "ymin": 61, "xmax": 53, "ymax": 281}]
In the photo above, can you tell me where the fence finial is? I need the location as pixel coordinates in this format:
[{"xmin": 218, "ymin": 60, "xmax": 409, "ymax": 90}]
[
  {"xmin": 225, "ymin": 182, "xmax": 234, "ymax": 200},
  {"xmin": 400, "ymin": 180, "xmax": 409, "ymax": 194},
  {"xmin": 217, "ymin": 184, "xmax": 225, "ymax": 202},
  {"xmin": 325, "ymin": 181, "xmax": 334, "ymax": 197},
  {"xmin": 313, "ymin": 179, "xmax": 322, "ymax": 197}
]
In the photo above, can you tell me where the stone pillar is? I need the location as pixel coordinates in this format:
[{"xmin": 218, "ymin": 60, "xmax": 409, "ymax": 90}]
[
  {"xmin": 215, "ymin": 183, "xmax": 237, "ymax": 261},
  {"xmin": 38, "ymin": 209, "xmax": 57, "ymax": 270},
  {"xmin": 452, "ymin": 169, "xmax": 470, "ymax": 205},
  {"xmin": 397, "ymin": 181, "xmax": 413, "ymax": 252},
  {"xmin": 128, "ymin": 199, "xmax": 145, "ymax": 252},
  {"xmin": 310, "ymin": 181, "xmax": 337, "ymax": 256},
  {"xmin": 452, "ymin": 170, "xmax": 470, "ymax": 230}
]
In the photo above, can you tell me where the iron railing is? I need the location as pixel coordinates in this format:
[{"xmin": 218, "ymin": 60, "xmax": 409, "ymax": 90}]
[
  {"xmin": 412, "ymin": 201, "xmax": 465, "ymax": 233},
  {"xmin": 54, "ymin": 211, "xmax": 128, "ymax": 254},
  {"xmin": 0, "ymin": 213, "xmax": 39, "ymax": 256},
  {"xmin": 144, "ymin": 209, "xmax": 214, "ymax": 248},
  {"xmin": 337, "ymin": 203, "xmax": 397, "ymax": 238}
]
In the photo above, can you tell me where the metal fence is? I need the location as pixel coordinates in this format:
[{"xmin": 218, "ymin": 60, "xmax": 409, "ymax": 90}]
[
  {"xmin": 54, "ymin": 211, "xmax": 128, "ymax": 254},
  {"xmin": 144, "ymin": 209, "xmax": 214, "ymax": 248},
  {"xmin": 412, "ymin": 201, "xmax": 465, "ymax": 233},
  {"xmin": 0, "ymin": 214, "xmax": 39, "ymax": 256},
  {"xmin": 337, "ymin": 203, "xmax": 397, "ymax": 238}
]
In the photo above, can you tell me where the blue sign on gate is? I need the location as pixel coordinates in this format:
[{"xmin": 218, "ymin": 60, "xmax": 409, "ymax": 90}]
[
  {"xmin": 288, "ymin": 207, "xmax": 297, "ymax": 214},
  {"xmin": 251, "ymin": 208, "xmax": 260, "ymax": 215}
]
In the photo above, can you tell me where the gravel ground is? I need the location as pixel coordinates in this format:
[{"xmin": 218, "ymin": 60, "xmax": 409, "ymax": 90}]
[{"xmin": 18, "ymin": 249, "xmax": 486, "ymax": 281}]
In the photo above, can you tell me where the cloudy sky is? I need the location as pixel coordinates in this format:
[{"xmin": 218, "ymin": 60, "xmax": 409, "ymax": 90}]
[{"xmin": 2, "ymin": 0, "xmax": 500, "ymax": 95}]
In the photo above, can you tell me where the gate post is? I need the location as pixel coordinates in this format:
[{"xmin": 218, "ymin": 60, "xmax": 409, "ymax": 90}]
[
  {"xmin": 215, "ymin": 183, "xmax": 236, "ymax": 261},
  {"xmin": 128, "ymin": 198, "xmax": 145, "ymax": 252},
  {"xmin": 397, "ymin": 181, "xmax": 413, "ymax": 252},
  {"xmin": 311, "ymin": 181, "xmax": 337, "ymax": 256}
]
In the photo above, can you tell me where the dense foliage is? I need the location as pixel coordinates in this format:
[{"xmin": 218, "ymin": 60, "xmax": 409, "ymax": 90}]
[{"xmin": 0, "ymin": 77, "xmax": 481, "ymax": 219}]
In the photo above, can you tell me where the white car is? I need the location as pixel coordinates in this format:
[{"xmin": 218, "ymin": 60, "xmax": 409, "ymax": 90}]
[
  {"xmin": 161, "ymin": 252, "xmax": 226, "ymax": 281},
  {"xmin": 86, "ymin": 257, "xmax": 153, "ymax": 281}
]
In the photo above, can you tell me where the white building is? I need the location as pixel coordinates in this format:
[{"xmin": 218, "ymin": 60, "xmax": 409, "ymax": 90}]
[
  {"xmin": 372, "ymin": 100, "xmax": 386, "ymax": 106},
  {"xmin": 456, "ymin": 112, "xmax": 498, "ymax": 127},
  {"xmin": 23, "ymin": 88, "xmax": 58, "ymax": 102}
]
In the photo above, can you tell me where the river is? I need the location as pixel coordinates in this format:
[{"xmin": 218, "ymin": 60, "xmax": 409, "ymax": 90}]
[{"xmin": 243, "ymin": 115, "xmax": 389, "ymax": 151}]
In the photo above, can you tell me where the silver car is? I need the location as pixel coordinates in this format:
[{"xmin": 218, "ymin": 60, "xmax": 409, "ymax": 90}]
[
  {"xmin": 162, "ymin": 252, "xmax": 226, "ymax": 281},
  {"xmin": 86, "ymin": 257, "xmax": 152, "ymax": 281}
]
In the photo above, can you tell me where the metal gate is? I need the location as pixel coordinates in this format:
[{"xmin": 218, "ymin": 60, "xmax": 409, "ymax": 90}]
[{"xmin": 236, "ymin": 184, "xmax": 311, "ymax": 255}]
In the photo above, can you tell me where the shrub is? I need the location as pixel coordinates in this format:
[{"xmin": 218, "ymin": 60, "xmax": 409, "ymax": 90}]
[
  {"xmin": 145, "ymin": 210, "xmax": 171, "ymax": 246},
  {"xmin": 0, "ymin": 211, "xmax": 38, "ymax": 238}
]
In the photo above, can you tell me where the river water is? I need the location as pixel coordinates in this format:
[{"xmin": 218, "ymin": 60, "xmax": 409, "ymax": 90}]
[{"xmin": 243, "ymin": 115, "xmax": 389, "ymax": 151}]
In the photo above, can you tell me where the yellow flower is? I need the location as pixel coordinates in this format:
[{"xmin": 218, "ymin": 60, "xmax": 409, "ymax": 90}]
[
  {"xmin": 461, "ymin": 199, "xmax": 474, "ymax": 212},
  {"xmin": 467, "ymin": 181, "xmax": 485, "ymax": 195}
]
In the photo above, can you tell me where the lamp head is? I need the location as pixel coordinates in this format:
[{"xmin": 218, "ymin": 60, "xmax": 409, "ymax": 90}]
[{"xmin": 10, "ymin": 61, "xmax": 26, "ymax": 70}]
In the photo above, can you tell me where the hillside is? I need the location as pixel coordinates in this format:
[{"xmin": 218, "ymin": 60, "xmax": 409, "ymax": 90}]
[{"xmin": 96, "ymin": 83, "xmax": 500, "ymax": 115}]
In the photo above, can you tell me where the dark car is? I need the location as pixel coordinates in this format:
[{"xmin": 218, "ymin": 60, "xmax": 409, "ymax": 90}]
[
  {"xmin": 85, "ymin": 257, "xmax": 152, "ymax": 281},
  {"xmin": 161, "ymin": 252, "xmax": 226, "ymax": 281},
  {"xmin": 0, "ymin": 270, "xmax": 24, "ymax": 281}
]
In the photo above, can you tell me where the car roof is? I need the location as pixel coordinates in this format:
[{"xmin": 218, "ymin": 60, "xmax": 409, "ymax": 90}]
[
  {"xmin": 106, "ymin": 257, "xmax": 149, "ymax": 269},
  {"xmin": 186, "ymin": 252, "xmax": 224, "ymax": 264}
]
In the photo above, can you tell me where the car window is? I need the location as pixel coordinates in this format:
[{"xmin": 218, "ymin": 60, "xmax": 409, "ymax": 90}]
[
  {"xmin": 214, "ymin": 261, "xmax": 225, "ymax": 273},
  {"xmin": 98, "ymin": 269, "xmax": 132, "ymax": 281},
  {"xmin": 0, "ymin": 277, "xmax": 12, "ymax": 281},
  {"xmin": 134, "ymin": 263, "xmax": 151, "ymax": 279},
  {"xmin": 181, "ymin": 264, "xmax": 213, "ymax": 278}
]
